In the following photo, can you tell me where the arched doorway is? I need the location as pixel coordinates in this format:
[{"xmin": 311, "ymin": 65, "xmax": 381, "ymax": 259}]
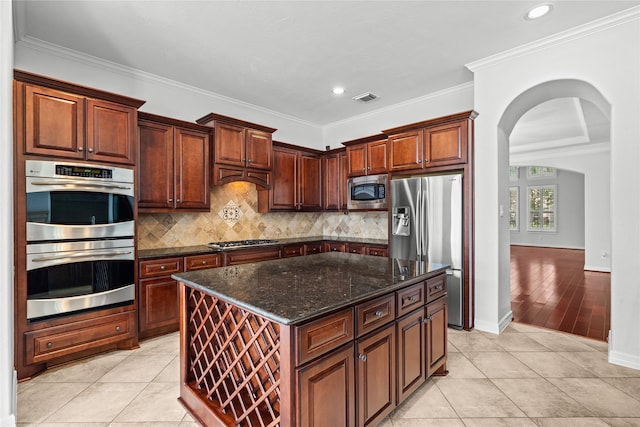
[{"xmin": 498, "ymin": 79, "xmax": 611, "ymax": 339}]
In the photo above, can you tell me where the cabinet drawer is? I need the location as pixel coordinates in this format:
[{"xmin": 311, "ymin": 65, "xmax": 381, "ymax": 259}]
[
  {"xmin": 304, "ymin": 242, "xmax": 323, "ymax": 255},
  {"xmin": 283, "ymin": 244, "xmax": 305, "ymax": 258},
  {"xmin": 139, "ymin": 257, "xmax": 183, "ymax": 278},
  {"xmin": 185, "ymin": 253, "xmax": 221, "ymax": 271},
  {"xmin": 346, "ymin": 243, "xmax": 366, "ymax": 254},
  {"xmin": 426, "ymin": 274, "xmax": 446, "ymax": 302},
  {"xmin": 296, "ymin": 308, "xmax": 354, "ymax": 366},
  {"xmin": 324, "ymin": 242, "xmax": 346, "ymax": 253},
  {"xmin": 396, "ymin": 283, "xmax": 425, "ymax": 318},
  {"xmin": 224, "ymin": 247, "xmax": 281, "ymax": 266},
  {"xmin": 25, "ymin": 311, "xmax": 136, "ymax": 364},
  {"xmin": 355, "ymin": 294, "xmax": 395, "ymax": 337},
  {"xmin": 366, "ymin": 246, "xmax": 388, "ymax": 257}
]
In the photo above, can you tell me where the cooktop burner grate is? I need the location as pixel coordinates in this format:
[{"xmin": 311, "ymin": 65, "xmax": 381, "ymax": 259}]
[{"xmin": 207, "ymin": 239, "xmax": 279, "ymax": 249}]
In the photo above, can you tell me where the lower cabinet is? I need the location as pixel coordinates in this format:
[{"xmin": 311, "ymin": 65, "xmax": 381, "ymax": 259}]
[
  {"xmin": 426, "ymin": 295, "xmax": 448, "ymax": 377},
  {"xmin": 139, "ymin": 254, "xmax": 220, "ymax": 338},
  {"xmin": 356, "ymin": 323, "xmax": 396, "ymax": 427},
  {"xmin": 297, "ymin": 343, "xmax": 356, "ymax": 427},
  {"xmin": 396, "ymin": 308, "xmax": 426, "ymax": 402}
]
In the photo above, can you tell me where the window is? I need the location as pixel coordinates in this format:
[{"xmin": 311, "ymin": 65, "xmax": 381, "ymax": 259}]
[
  {"xmin": 509, "ymin": 187, "xmax": 519, "ymax": 231},
  {"xmin": 527, "ymin": 166, "xmax": 556, "ymax": 178},
  {"xmin": 527, "ymin": 185, "xmax": 556, "ymax": 231},
  {"xmin": 509, "ymin": 166, "xmax": 519, "ymax": 181}
]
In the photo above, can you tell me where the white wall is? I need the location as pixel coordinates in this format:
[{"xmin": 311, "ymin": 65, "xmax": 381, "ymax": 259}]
[
  {"xmin": 14, "ymin": 40, "xmax": 324, "ymax": 149},
  {"xmin": 511, "ymin": 150, "xmax": 611, "ymax": 271},
  {"xmin": 470, "ymin": 9, "xmax": 640, "ymax": 368},
  {"xmin": 509, "ymin": 168, "xmax": 585, "ymax": 250},
  {"xmin": 0, "ymin": 2, "xmax": 16, "ymax": 426}
]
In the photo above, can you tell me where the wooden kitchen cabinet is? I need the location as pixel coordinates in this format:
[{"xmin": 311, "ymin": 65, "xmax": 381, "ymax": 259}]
[
  {"xmin": 304, "ymin": 241, "xmax": 323, "ymax": 255},
  {"xmin": 258, "ymin": 143, "xmax": 322, "ymax": 212},
  {"xmin": 324, "ymin": 241, "xmax": 346, "ymax": 253},
  {"xmin": 139, "ymin": 253, "xmax": 220, "ymax": 338},
  {"xmin": 356, "ymin": 323, "xmax": 396, "ymax": 427},
  {"xmin": 223, "ymin": 246, "xmax": 281, "ymax": 266},
  {"xmin": 344, "ymin": 134, "xmax": 388, "ymax": 177},
  {"xmin": 297, "ymin": 343, "xmax": 356, "ymax": 427},
  {"xmin": 322, "ymin": 149, "xmax": 349, "ymax": 211},
  {"xmin": 138, "ymin": 113, "xmax": 210, "ymax": 212},
  {"xmin": 196, "ymin": 113, "xmax": 275, "ymax": 188},
  {"xmin": 366, "ymin": 245, "xmax": 388, "ymax": 257},
  {"xmin": 282, "ymin": 243, "xmax": 305, "ymax": 258},
  {"xmin": 426, "ymin": 295, "xmax": 448, "ymax": 377},
  {"xmin": 15, "ymin": 71, "xmax": 144, "ymax": 165},
  {"xmin": 396, "ymin": 308, "xmax": 426, "ymax": 402},
  {"xmin": 386, "ymin": 112, "xmax": 474, "ymax": 172}
]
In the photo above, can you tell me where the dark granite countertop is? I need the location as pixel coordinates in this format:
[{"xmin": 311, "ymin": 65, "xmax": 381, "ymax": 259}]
[
  {"xmin": 138, "ymin": 236, "xmax": 389, "ymax": 260},
  {"xmin": 173, "ymin": 252, "xmax": 448, "ymax": 326}
]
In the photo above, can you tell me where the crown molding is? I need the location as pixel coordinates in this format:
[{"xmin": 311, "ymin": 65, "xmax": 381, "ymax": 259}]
[
  {"xmin": 510, "ymin": 141, "xmax": 610, "ymax": 163},
  {"xmin": 466, "ymin": 6, "xmax": 640, "ymax": 72},
  {"xmin": 14, "ymin": 35, "xmax": 321, "ymax": 129}
]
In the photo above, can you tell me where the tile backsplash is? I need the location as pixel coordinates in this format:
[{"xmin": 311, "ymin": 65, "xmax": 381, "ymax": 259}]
[{"xmin": 137, "ymin": 182, "xmax": 388, "ymax": 249}]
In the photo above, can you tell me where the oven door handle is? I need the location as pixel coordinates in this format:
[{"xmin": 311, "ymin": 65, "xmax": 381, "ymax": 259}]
[
  {"xmin": 31, "ymin": 250, "xmax": 133, "ymax": 263},
  {"xmin": 30, "ymin": 180, "xmax": 132, "ymax": 190}
]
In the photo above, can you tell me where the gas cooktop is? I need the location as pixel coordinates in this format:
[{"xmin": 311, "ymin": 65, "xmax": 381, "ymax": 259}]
[{"xmin": 207, "ymin": 239, "xmax": 280, "ymax": 249}]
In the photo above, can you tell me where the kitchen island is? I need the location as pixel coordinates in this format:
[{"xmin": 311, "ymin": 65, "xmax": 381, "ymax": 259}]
[{"xmin": 173, "ymin": 252, "xmax": 449, "ymax": 427}]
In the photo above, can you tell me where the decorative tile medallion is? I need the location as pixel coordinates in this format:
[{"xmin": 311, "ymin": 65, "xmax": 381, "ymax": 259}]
[{"xmin": 219, "ymin": 200, "xmax": 242, "ymax": 227}]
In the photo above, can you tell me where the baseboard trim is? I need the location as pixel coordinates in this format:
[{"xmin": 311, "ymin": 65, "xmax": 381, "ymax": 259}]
[
  {"xmin": 609, "ymin": 350, "xmax": 640, "ymax": 371},
  {"xmin": 584, "ymin": 265, "xmax": 611, "ymax": 273},
  {"xmin": 474, "ymin": 310, "xmax": 513, "ymax": 335}
]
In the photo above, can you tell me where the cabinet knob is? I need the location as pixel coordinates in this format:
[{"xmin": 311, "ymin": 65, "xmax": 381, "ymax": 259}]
[
  {"xmin": 202, "ymin": 260, "xmax": 207, "ymax": 265},
  {"xmin": 409, "ymin": 296, "xmax": 417, "ymax": 302},
  {"xmin": 375, "ymin": 310, "xmax": 383, "ymax": 318},
  {"xmin": 247, "ymin": 159, "xmax": 252, "ymax": 163},
  {"xmin": 168, "ymin": 198, "xmax": 173, "ymax": 203},
  {"xmin": 115, "ymin": 326, "xmax": 121, "ymax": 332},
  {"xmin": 46, "ymin": 342, "xmax": 53, "ymax": 348},
  {"xmin": 358, "ymin": 354, "xmax": 367, "ymax": 362},
  {"xmin": 422, "ymin": 317, "xmax": 429, "ymax": 324},
  {"xmin": 78, "ymin": 146, "xmax": 84, "ymax": 152},
  {"xmin": 88, "ymin": 147, "xmax": 94, "ymax": 153},
  {"xmin": 417, "ymin": 159, "xmax": 422, "ymax": 163},
  {"xmin": 160, "ymin": 265, "xmax": 166, "ymax": 270},
  {"xmin": 177, "ymin": 199, "xmax": 181, "ymax": 203},
  {"xmin": 371, "ymin": 251, "xmax": 378, "ymax": 255}
]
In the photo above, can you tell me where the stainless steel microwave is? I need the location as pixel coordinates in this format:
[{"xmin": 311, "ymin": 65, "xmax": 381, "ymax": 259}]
[{"xmin": 347, "ymin": 174, "xmax": 388, "ymax": 210}]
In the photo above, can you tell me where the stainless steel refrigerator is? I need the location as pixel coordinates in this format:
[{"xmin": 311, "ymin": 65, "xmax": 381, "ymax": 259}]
[{"xmin": 389, "ymin": 173, "xmax": 464, "ymax": 329}]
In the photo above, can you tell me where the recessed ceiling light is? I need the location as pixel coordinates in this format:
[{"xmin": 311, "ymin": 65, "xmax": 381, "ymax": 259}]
[
  {"xmin": 332, "ymin": 87, "xmax": 345, "ymax": 95},
  {"xmin": 526, "ymin": 4, "xmax": 552, "ymax": 20}
]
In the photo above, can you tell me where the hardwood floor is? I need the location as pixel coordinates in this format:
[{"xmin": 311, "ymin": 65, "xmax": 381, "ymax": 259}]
[{"xmin": 510, "ymin": 245, "xmax": 610, "ymax": 342}]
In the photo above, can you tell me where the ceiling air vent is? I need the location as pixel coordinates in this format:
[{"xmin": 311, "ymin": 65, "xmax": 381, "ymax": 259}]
[{"xmin": 352, "ymin": 92, "xmax": 378, "ymax": 103}]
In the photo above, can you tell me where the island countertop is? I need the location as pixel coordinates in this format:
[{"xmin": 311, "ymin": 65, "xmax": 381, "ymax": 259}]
[{"xmin": 173, "ymin": 252, "xmax": 448, "ymax": 326}]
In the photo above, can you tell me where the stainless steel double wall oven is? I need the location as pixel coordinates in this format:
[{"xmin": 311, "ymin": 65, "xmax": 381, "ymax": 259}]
[{"xmin": 25, "ymin": 160, "xmax": 135, "ymax": 320}]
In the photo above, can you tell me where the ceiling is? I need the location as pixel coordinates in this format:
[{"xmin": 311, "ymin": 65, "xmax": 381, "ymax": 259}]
[{"xmin": 13, "ymin": 0, "xmax": 637, "ymax": 129}]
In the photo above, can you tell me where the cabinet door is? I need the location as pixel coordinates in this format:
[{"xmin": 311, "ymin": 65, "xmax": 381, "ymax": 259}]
[
  {"xmin": 396, "ymin": 309, "xmax": 426, "ymax": 403},
  {"xmin": 139, "ymin": 277, "xmax": 179, "ymax": 336},
  {"xmin": 271, "ymin": 147, "xmax": 298, "ymax": 210},
  {"xmin": 297, "ymin": 343, "xmax": 355, "ymax": 427},
  {"xmin": 138, "ymin": 120, "xmax": 174, "ymax": 209},
  {"xmin": 214, "ymin": 122, "xmax": 245, "ymax": 167},
  {"xmin": 245, "ymin": 128, "xmax": 272, "ymax": 170},
  {"xmin": 175, "ymin": 127, "xmax": 210, "ymax": 210},
  {"xmin": 356, "ymin": 323, "xmax": 396, "ymax": 427},
  {"xmin": 347, "ymin": 144, "xmax": 367, "ymax": 176},
  {"xmin": 86, "ymin": 98, "xmax": 137, "ymax": 165},
  {"xmin": 388, "ymin": 130, "xmax": 423, "ymax": 171},
  {"xmin": 339, "ymin": 151, "xmax": 349, "ymax": 210},
  {"xmin": 424, "ymin": 120, "xmax": 467, "ymax": 166},
  {"xmin": 426, "ymin": 297, "xmax": 448, "ymax": 377},
  {"xmin": 23, "ymin": 84, "xmax": 85, "ymax": 159},
  {"xmin": 299, "ymin": 153, "xmax": 322, "ymax": 211},
  {"xmin": 323, "ymin": 154, "xmax": 340, "ymax": 211},
  {"xmin": 367, "ymin": 139, "xmax": 388, "ymax": 175}
]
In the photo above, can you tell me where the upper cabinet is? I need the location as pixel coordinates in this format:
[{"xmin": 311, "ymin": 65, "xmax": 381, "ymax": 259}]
[
  {"xmin": 196, "ymin": 113, "xmax": 276, "ymax": 189},
  {"xmin": 138, "ymin": 112, "xmax": 210, "ymax": 212},
  {"xmin": 258, "ymin": 142, "xmax": 323, "ymax": 212},
  {"xmin": 385, "ymin": 111, "xmax": 478, "ymax": 172},
  {"xmin": 344, "ymin": 135, "xmax": 388, "ymax": 177},
  {"xmin": 322, "ymin": 148, "xmax": 348, "ymax": 211},
  {"xmin": 14, "ymin": 70, "xmax": 145, "ymax": 165}
]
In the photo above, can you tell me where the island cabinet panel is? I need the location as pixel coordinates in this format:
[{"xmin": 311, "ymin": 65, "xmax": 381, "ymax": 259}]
[
  {"xmin": 296, "ymin": 308, "xmax": 354, "ymax": 366},
  {"xmin": 396, "ymin": 308, "xmax": 426, "ymax": 403},
  {"xmin": 356, "ymin": 323, "xmax": 396, "ymax": 427},
  {"xmin": 297, "ymin": 343, "xmax": 356, "ymax": 427},
  {"xmin": 426, "ymin": 296, "xmax": 448, "ymax": 377},
  {"xmin": 19, "ymin": 79, "xmax": 141, "ymax": 165},
  {"xmin": 355, "ymin": 294, "xmax": 395, "ymax": 337}
]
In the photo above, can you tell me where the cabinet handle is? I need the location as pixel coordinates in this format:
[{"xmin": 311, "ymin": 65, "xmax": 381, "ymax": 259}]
[
  {"xmin": 358, "ymin": 354, "xmax": 367, "ymax": 362},
  {"xmin": 160, "ymin": 265, "xmax": 166, "ymax": 271},
  {"xmin": 375, "ymin": 310, "xmax": 383, "ymax": 318},
  {"xmin": 46, "ymin": 342, "xmax": 53, "ymax": 349},
  {"xmin": 115, "ymin": 325, "xmax": 121, "ymax": 332}
]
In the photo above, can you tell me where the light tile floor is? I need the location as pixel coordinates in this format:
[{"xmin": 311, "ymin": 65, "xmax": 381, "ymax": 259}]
[{"xmin": 17, "ymin": 322, "xmax": 640, "ymax": 427}]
